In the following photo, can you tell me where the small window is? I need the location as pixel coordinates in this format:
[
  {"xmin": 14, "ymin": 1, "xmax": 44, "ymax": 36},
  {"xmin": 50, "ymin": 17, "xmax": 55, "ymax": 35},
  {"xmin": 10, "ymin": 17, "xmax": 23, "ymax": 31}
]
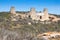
[
  {"xmin": 29, "ymin": 15, "xmax": 31, "ymax": 18},
  {"xmin": 52, "ymin": 17, "xmax": 54, "ymax": 19},
  {"xmin": 49, "ymin": 17, "xmax": 51, "ymax": 19},
  {"xmin": 49, "ymin": 17, "xmax": 54, "ymax": 20},
  {"xmin": 40, "ymin": 16, "xmax": 42, "ymax": 19}
]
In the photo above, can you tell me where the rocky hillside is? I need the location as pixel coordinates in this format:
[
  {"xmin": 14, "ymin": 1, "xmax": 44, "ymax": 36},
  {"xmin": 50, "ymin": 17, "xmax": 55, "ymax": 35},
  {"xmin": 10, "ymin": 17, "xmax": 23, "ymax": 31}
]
[{"xmin": 0, "ymin": 12, "xmax": 60, "ymax": 40}]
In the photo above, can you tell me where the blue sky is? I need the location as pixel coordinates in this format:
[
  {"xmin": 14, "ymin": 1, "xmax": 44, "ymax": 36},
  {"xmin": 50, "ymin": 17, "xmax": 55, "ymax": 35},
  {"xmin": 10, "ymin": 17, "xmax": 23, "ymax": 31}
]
[{"xmin": 0, "ymin": 0, "xmax": 60, "ymax": 14}]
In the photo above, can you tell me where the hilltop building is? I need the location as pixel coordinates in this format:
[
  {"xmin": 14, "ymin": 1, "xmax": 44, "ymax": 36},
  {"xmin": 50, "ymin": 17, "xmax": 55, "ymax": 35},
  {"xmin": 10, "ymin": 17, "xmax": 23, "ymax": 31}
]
[{"xmin": 10, "ymin": 7, "xmax": 60, "ymax": 22}]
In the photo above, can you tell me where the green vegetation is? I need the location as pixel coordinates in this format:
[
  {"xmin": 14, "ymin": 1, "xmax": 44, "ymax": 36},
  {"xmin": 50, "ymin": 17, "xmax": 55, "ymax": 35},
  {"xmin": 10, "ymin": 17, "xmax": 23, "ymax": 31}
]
[
  {"xmin": 0, "ymin": 12, "xmax": 60, "ymax": 40},
  {"xmin": 0, "ymin": 12, "xmax": 11, "ymax": 19}
]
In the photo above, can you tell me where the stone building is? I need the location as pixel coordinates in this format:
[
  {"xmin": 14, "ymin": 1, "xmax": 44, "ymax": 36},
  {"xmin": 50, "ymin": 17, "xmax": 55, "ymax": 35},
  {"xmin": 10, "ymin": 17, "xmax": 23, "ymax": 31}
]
[
  {"xmin": 10, "ymin": 7, "xmax": 60, "ymax": 22},
  {"xmin": 10, "ymin": 7, "xmax": 16, "ymax": 14}
]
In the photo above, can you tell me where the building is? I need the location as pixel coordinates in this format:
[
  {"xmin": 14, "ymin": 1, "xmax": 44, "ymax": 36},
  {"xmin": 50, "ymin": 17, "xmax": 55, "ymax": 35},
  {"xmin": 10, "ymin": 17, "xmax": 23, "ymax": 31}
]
[{"xmin": 10, "ymin": 7, "xmax": 60, "ymax": 22}]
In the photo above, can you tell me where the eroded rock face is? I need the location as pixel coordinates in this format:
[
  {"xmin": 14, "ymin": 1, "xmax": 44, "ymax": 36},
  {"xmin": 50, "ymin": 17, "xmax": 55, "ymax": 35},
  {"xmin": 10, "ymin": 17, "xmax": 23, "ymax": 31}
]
[{"xmin": 37, "ymin": 32, "xmax": 60, "ymax": 40}]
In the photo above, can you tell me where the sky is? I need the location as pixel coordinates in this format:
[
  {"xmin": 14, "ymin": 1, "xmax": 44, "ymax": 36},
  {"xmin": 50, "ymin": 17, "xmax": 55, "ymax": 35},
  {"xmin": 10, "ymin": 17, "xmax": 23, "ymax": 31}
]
[{"xmin": 0, "ymin": 0, "xmax": 60, "ymax": 15}]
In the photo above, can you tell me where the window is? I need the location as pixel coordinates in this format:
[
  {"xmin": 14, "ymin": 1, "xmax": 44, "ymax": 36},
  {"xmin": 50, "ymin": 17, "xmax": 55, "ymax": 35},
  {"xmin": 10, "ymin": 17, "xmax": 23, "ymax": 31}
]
[
  {"xmin": 40, "ymin": 16, "xmax": 42, "ymax": 19},
  {"xmin": 29, "ymin": 15, "xmax": 31, "ymax": 18},
  {"xmin": 49, "ymin": 17, "xmax": 54, "ymax": 20}
]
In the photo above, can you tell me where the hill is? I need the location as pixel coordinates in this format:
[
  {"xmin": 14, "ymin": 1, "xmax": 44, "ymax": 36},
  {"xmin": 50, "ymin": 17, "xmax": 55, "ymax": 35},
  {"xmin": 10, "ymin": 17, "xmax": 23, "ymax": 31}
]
[{"xmin": 0, "ymin": 12, "xmax": 60, "ymax": 40}]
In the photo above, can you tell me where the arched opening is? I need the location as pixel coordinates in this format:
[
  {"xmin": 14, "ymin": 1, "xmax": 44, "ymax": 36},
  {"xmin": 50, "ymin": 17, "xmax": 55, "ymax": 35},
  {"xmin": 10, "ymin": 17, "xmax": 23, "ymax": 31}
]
[
  {"xmin": 29, "ymin": 15, "xmax": 31, "ymax": 18},
  {"xmin": 40, "ymin": 16, "xmax": 42, "ymax": 19}
]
